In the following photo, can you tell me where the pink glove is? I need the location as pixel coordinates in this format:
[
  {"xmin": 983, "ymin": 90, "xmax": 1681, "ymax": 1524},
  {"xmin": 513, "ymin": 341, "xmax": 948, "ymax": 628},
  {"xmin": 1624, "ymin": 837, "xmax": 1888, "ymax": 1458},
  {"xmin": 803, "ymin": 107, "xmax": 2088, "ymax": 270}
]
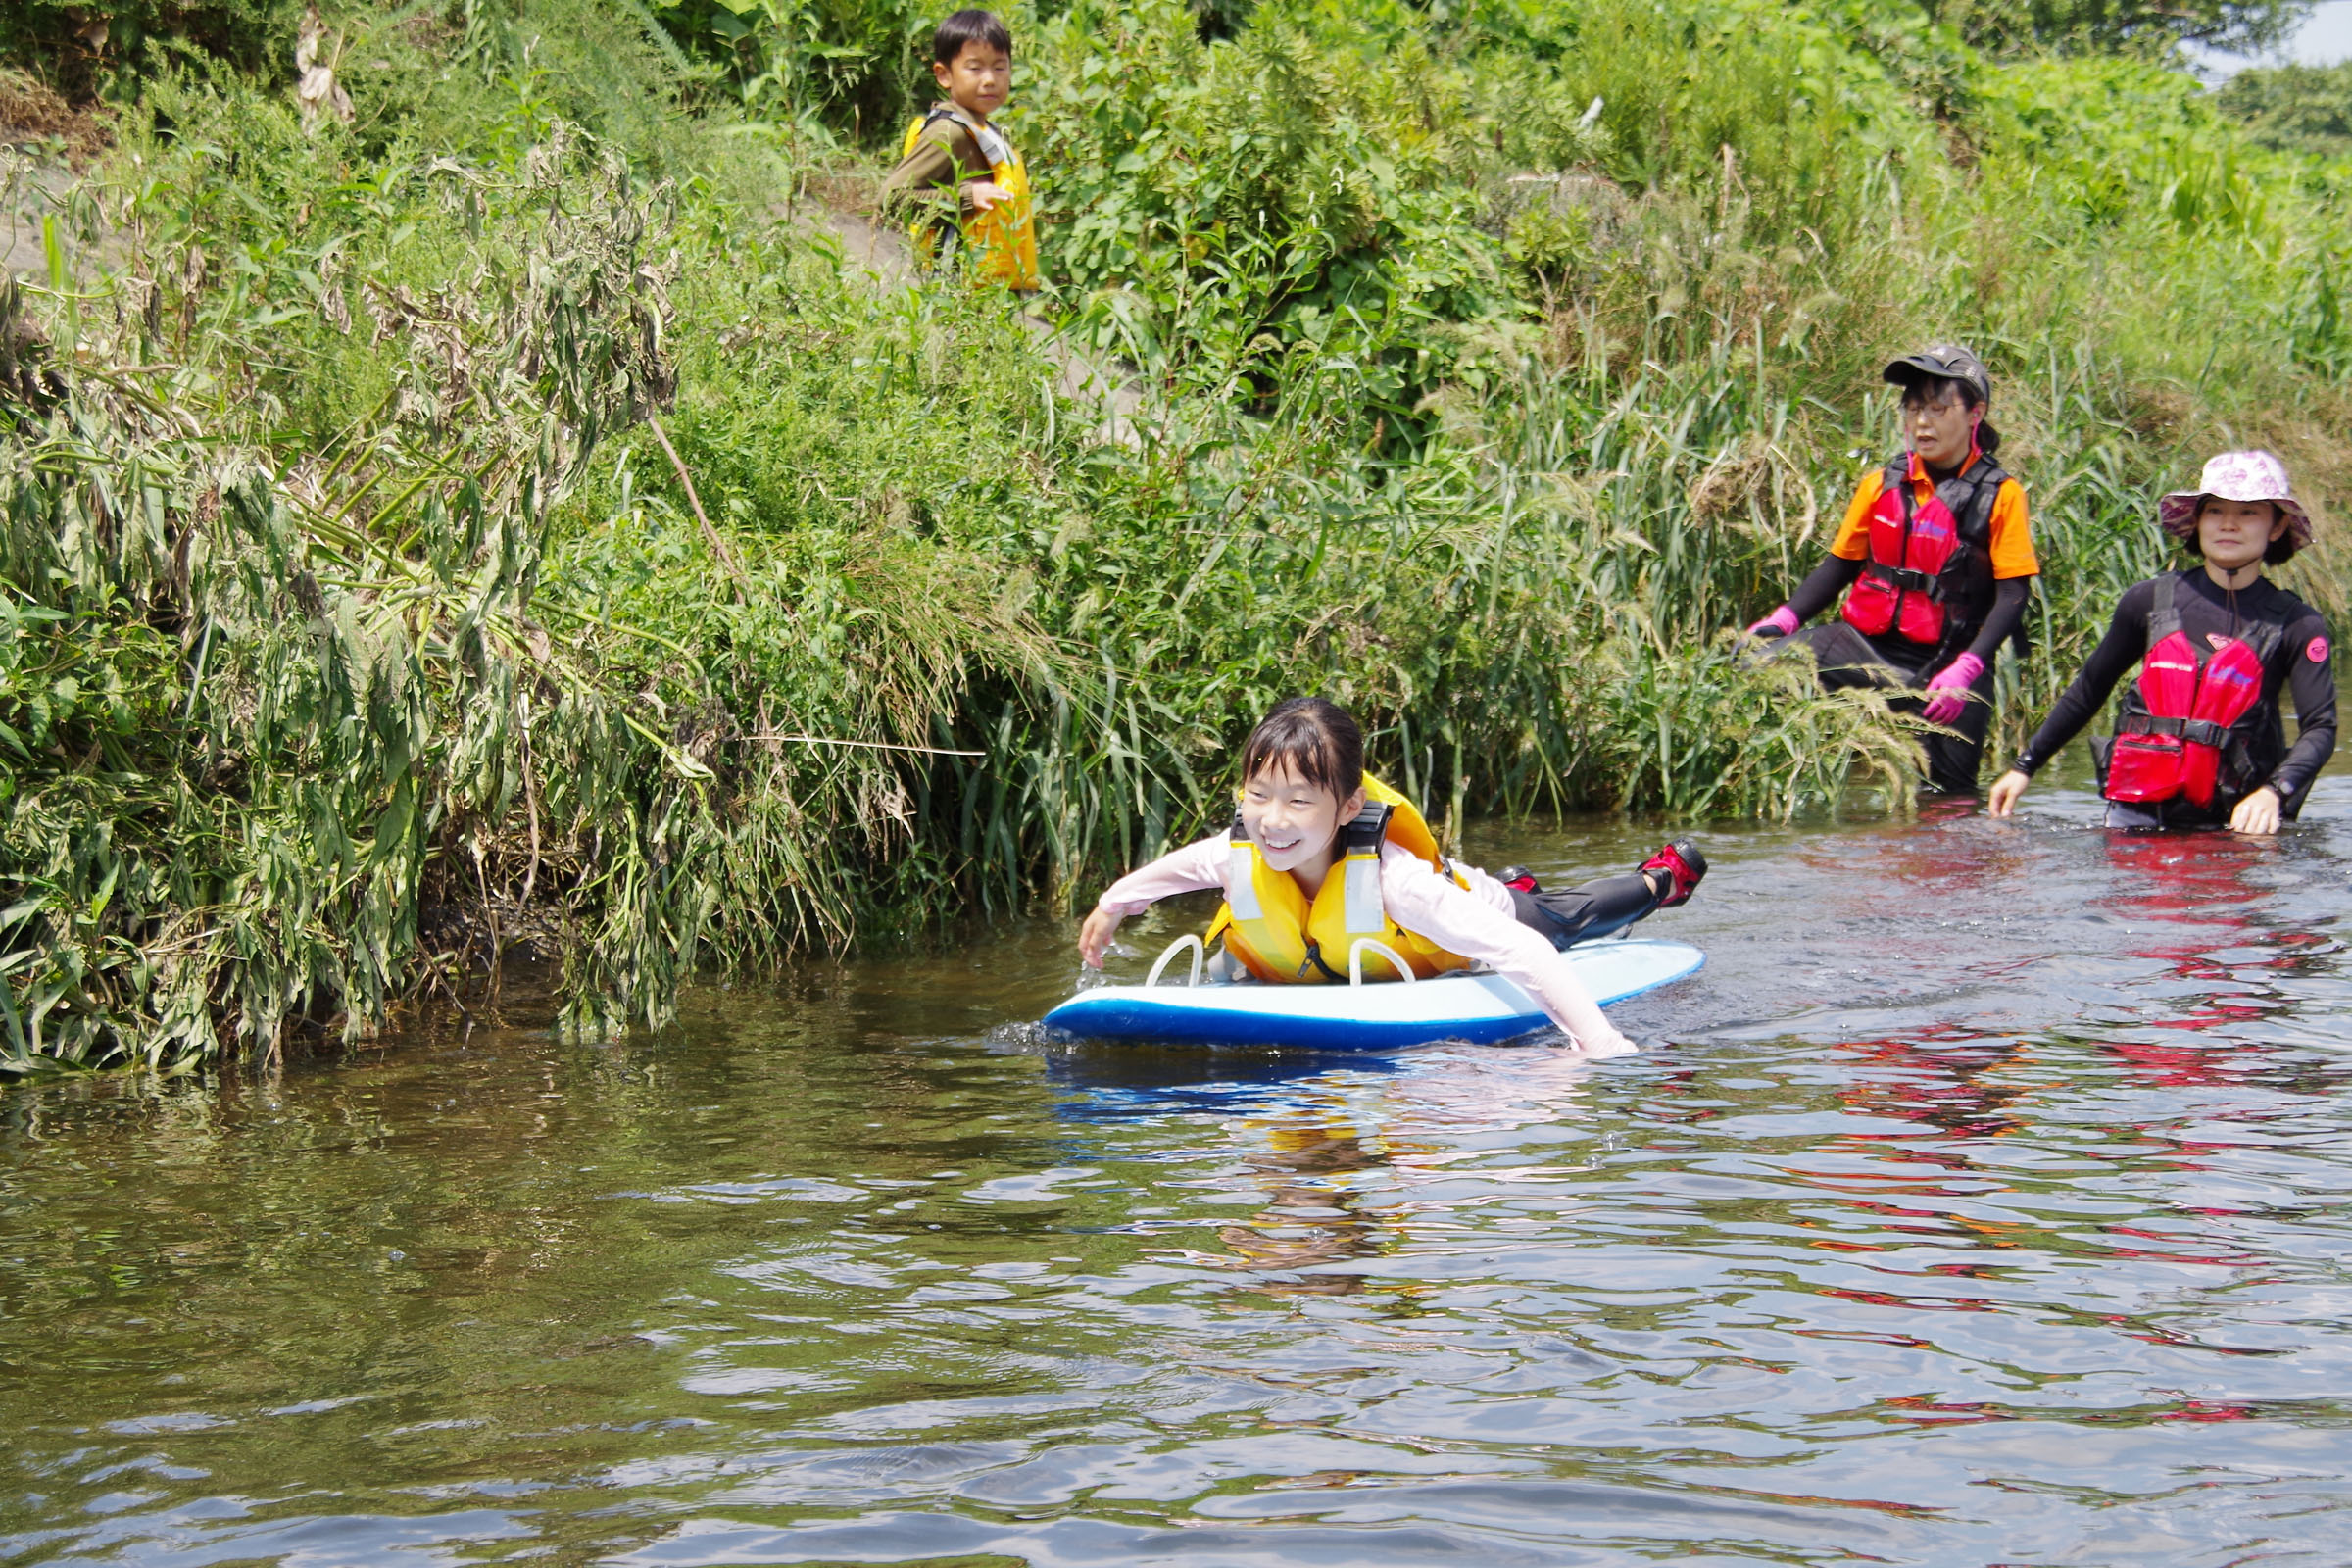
[
  {"xmin": 1745, "ymin": 605, "xmax": 1799, "ymax": 640},
  {"xmin": 1919, "ymin": 652, "xmax": 1985, "ymax": 725}
]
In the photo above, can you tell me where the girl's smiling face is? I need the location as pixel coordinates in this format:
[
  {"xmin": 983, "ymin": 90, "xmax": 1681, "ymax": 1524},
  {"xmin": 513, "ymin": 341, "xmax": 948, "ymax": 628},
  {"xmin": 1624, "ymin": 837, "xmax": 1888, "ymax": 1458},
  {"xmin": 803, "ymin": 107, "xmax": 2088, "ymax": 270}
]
[{"xmin": 1240, "ymin": 760, "xmax": 1364, "ymax": 884}]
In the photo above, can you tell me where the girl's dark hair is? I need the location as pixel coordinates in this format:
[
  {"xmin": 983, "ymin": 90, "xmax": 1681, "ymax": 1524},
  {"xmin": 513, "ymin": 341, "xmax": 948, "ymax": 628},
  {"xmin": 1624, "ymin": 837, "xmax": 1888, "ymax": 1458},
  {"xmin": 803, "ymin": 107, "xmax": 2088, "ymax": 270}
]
[
  {"xmin": 934, "ymin": 8, "xmax": 1012, "ymax": 63},
  {"xmin": 1899, "ymin": 373, "xmax": 2000, "ymax": 457},
  {"xmin": 2189, "ymin": 496, "xmax": 2298, "ymax": 565},
  {"xmin": 1240, "ymin": 697, "xmax": 1363, "ymax": 801}
]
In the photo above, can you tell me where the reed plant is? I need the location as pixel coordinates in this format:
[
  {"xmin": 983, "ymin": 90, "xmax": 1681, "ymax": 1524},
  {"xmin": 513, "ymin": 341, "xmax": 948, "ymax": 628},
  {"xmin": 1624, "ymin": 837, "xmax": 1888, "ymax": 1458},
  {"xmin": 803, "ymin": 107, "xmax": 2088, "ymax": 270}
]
[{"xmin": 8, "ymin": 0, "xmax": 2352, "ymax": 1069}]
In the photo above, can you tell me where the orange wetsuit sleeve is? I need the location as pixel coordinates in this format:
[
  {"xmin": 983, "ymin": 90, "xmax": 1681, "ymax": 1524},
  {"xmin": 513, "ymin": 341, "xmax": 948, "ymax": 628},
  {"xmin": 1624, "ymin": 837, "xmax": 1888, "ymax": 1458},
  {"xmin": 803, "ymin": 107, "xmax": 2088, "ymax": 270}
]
[
  {"xmin": 1985, "ymin": 477, "xmax": 2037, "ymax": 578},
  {"xmin": 1828, "ymin": 468, "xmax": 1883, "ymax": 560}
]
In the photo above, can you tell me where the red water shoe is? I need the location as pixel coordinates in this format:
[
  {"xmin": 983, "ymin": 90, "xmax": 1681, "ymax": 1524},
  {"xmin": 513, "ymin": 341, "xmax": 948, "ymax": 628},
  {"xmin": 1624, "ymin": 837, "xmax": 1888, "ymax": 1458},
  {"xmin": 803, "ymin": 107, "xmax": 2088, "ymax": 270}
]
[{"xmin": 1640, "ymin": 838, "xmax": 1706, "ymax": 907}]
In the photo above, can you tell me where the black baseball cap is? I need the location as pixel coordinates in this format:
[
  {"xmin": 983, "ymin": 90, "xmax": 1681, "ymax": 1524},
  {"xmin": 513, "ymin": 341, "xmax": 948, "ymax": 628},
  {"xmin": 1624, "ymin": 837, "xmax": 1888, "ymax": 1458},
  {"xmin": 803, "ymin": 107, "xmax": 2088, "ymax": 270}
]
[{"xmin": 1884, "ymin": 343, "xmax": 1997, "ymax": 454}]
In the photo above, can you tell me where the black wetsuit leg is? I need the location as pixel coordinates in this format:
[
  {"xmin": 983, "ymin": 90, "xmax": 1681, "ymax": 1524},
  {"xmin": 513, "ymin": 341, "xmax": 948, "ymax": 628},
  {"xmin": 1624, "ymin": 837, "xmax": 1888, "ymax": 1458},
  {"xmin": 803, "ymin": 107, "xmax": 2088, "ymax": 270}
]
[
  {"xmin": 1783, "ymin": 622, "xmax": 1909, "ymax": 690},
  {"xmin": 1914, "ymin": 658, "xmax": 1996, "ymax": 795},
  {"xmin": 1780, "ymin": 623, "xmax": 1991, "ymax": 794},
  {"xmin": 1510, "ymin": 875, "xmax": 1663, "ymax": 950}
]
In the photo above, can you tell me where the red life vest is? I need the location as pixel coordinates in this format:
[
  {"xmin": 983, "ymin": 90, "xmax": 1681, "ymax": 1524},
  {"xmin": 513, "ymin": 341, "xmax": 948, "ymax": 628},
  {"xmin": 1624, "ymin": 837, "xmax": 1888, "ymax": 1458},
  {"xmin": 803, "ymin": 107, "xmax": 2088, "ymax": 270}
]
[
  {"xmin": 2104, "ymin": 576, "xmax": 2286, "ymax": 808},
  {"xmin": 1840, "ymin": 452, "xmax": 2008, "ymax": 652}
]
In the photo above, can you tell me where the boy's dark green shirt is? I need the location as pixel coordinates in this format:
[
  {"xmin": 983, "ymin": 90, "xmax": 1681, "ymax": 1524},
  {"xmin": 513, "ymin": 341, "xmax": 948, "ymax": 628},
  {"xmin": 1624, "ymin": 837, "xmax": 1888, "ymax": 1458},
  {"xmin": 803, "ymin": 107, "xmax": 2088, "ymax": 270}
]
[{"xmin": 879, "ymin": 103, "xmax": 993, "ymax": 221}]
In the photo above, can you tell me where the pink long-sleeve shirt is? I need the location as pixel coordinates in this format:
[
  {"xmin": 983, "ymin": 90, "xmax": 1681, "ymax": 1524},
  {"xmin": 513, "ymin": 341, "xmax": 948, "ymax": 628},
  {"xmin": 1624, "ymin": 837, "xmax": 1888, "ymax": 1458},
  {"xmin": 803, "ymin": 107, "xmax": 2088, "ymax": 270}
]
[{"xmin": 1094, "ymin": 833, "xmax": 1624, "ymax": 1050}]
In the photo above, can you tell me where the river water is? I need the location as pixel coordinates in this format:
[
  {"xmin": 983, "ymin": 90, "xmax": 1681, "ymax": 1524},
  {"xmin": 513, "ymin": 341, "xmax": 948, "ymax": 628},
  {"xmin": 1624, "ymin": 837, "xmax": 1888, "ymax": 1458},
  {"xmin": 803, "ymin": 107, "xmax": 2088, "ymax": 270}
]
[{"xmin": 6, "ymin": 772, "xmax": 2352, "ymax": 1567}]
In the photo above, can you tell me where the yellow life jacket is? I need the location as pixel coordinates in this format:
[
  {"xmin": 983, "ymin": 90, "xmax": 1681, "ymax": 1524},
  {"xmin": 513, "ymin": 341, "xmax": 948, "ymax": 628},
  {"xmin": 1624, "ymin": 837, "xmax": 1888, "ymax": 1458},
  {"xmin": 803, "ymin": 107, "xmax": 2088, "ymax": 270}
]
[
  {"xmin": 899, "ymin": 105, "xmax": 1039, "ymax": 292},
  {"xmin": 1205, "ymin": 774, "xmax": 1475, "ymax": 985}
]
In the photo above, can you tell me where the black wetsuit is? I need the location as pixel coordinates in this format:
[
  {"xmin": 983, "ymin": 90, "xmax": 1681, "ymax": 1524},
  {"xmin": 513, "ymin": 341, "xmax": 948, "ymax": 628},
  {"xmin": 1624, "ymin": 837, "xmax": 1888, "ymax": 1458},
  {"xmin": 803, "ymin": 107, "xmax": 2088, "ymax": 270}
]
[
  {"xmin": 1508, "ymin": 874, "xmax": 1663, "ymax": 950},
  {"xmin": 1781, "ymin": 560, "xmax": 2033, "ymax": 794},
  {"xmin": 2014, "ymin": 567, "xmax": 2336, "ymax": 825}
]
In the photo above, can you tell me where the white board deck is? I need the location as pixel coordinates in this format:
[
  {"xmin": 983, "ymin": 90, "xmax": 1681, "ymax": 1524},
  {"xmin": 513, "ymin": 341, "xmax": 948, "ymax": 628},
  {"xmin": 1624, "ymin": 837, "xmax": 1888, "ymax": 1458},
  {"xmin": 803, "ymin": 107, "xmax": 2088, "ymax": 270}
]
[{"xmin": 1043, "ymin": 939, "xmax": 1704, "ymax": 1050}]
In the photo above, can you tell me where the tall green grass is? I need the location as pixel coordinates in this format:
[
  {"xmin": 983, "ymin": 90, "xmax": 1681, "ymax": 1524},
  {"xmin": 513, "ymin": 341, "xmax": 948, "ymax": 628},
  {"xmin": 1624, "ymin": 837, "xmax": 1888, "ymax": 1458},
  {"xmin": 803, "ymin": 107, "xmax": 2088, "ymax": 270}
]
[{"xmin": 7, "ymin": 0, "xmax": 2352, "ymax": 1069}]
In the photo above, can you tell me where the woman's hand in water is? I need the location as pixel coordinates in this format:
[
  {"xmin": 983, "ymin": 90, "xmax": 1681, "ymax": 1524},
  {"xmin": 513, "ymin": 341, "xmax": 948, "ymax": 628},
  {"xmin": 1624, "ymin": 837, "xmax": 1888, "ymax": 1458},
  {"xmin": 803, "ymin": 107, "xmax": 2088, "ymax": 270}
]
[
  {"xmin": 2230, "ymin": 786, "xmax": 2283, "ymax": 836},
  {"xmin": 1986, "ymin": 769, "xmax": 2031, "ymax": 817},
  {"xmin": 1078, "ymin": 904, "xmax": 1126, "ymax": 968}
]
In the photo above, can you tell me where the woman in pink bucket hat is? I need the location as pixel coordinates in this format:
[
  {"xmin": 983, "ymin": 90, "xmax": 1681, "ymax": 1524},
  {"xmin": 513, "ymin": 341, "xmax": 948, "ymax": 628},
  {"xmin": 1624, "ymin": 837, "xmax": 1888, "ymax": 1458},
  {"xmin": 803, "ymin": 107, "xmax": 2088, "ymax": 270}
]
[{"xmin": 1989, "ymin": 450, "xmax": 2335, "ymax": 833}]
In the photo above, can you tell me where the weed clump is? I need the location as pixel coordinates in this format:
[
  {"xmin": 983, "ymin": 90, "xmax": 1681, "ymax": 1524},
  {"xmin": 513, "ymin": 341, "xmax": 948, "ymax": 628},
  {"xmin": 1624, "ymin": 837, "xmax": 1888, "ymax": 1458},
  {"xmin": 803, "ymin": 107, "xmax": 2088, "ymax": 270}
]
[{"xmin": 6, "ymin": 0, "xmax": 2350, "ymax": 1069}]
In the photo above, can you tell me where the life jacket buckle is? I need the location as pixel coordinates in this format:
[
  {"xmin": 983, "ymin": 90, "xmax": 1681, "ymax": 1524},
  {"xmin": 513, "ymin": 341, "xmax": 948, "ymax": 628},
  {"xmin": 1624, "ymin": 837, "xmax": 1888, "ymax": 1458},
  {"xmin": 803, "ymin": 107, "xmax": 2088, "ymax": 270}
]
[{"xmin": 1866, "ymin": 561, "xmax": 1942, "ymax": 598}]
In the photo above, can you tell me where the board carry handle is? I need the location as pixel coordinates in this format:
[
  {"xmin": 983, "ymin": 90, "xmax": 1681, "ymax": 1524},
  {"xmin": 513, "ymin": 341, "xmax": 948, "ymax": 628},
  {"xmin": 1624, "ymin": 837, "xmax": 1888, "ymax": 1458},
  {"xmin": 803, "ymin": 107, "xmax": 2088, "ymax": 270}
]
[
  {"xmin": 1348, "ymin": 937, "xmax": 1417, "ymax": 986},
  {"xmin": 1146, "ymin": 933, "xmax": 1204, "ymax": 988}
]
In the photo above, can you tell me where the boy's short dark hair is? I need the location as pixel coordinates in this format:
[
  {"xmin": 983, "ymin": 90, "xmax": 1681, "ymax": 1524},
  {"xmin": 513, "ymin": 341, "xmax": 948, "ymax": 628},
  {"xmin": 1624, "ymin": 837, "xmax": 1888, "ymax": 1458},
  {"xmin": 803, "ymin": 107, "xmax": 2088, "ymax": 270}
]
[
  {"xmin": 1240, "ymin": 697, "xmax": 1364, "ymax": 802},
  {"xmin": 934, "ymin": 9, "xmax": 1012, "ymax": 64}
]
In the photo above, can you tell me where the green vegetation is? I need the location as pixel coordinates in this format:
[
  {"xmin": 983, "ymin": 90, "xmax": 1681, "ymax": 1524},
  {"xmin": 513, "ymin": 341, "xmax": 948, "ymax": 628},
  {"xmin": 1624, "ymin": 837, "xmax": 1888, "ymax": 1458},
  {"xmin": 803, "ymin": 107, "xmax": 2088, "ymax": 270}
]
[
  {"xmin": 1930, "ymin": 0, "xmax": 2302, "ymax": 54},
  {"xmin": 2219, "ymin": 58, "xmax": 2352, "ymax": 159},
  {"xmin": 3, "ymin": 0, "xmax": 2349, "ymax": 1069}
]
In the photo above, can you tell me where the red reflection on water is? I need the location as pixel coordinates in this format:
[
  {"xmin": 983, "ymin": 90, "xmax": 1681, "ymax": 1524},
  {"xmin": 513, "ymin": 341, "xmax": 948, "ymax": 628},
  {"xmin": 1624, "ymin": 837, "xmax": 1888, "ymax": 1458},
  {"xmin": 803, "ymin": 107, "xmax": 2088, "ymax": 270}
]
[
  {"xmin": 1882, "ymin": 1395, "xmax": 2007, "ymax": 1427},
  {"xmin": 1833, "ymin": 1025, "xmax": 2028, "ymax": 1145},
  {"xmin": 1821, "ymin": 1286, "xmax": 1994, "ymax": 1313},
  {"xmin": 2101, "ymin": 831, "xmax": 2273, "ymax": 990},
  {"xmin": 1880, "ymin": 1394, "xmax": 2262, "ymax": 1429},
  {"xmin": 2148, "ymin": 1397, "xmax": 2259, "ymax": 1424},
  {"xmin": 2099, "ymin": 1222, "xmax": 2260, "ymax": 1268},
  {"xmin": 2094, "ymin": 832, "xmax": 2301, "ymax": 1094},
  {"xmin": 2101, "ymin": 831, "xmax": 2273, "ymax": 924}
]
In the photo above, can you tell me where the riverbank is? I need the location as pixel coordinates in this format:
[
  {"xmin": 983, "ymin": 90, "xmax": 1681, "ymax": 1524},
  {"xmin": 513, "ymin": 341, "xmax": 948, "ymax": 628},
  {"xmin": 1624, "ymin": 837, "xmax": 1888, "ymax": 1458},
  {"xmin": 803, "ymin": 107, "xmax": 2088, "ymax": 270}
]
[{"xmin": 4, "ymin": 0, "xmax": 2350, "ymax": 1069}]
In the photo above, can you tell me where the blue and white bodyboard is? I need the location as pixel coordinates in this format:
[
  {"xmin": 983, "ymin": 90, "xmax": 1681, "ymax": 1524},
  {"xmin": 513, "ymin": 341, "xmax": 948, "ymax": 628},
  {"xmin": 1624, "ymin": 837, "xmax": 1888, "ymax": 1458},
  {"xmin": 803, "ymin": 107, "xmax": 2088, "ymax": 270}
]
[{"xmin": 1044, "ymin": 938, "xmax": 1703, "ymax": 1050}]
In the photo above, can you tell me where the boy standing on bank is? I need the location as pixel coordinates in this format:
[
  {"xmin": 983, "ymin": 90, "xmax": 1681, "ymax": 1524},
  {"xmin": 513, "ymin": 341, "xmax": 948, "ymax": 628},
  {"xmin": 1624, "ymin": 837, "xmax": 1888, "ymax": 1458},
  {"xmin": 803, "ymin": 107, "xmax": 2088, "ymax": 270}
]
[{"xmin": 879, "ymin": 10, "xmax": 1040, "ymax": 293}]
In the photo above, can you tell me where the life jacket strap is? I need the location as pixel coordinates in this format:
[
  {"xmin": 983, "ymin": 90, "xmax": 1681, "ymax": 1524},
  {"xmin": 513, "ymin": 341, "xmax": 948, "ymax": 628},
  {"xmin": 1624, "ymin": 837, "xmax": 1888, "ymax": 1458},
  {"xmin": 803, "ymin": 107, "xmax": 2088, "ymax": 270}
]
[
  {"xmin": 1861, "ymin": 559, "xmax": 1944, "ymax": 599},
  {"xmin": 1224, "ymin": 807, "xmax": 1262, "ymax": 919},
  {"xmin": 2147, "ymin": 573, "xmax": 2182, "ymax": 646},
  {"xmin": 1341, "ymin": 801, "xmax": 1392, "ymax": 935},
  {"xmin": 919, "ymin": 105, "xmax": 1000, "ymax": 162},
  {"xmin": 2119, "ymin": 713, "xmax": 2234, "ymax": 750},
  {"xmin": 1946, "ymin": 455, "xmax": 2009, "ymax": 541}
]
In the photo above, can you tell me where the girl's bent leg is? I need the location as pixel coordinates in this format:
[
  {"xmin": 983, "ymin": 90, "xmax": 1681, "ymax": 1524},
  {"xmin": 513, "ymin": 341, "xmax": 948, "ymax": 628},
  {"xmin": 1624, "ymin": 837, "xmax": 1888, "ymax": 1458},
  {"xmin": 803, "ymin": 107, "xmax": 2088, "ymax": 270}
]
[{"xmin": 1509, "ymin": 874, "xmax": 1662, "ymax": 950}]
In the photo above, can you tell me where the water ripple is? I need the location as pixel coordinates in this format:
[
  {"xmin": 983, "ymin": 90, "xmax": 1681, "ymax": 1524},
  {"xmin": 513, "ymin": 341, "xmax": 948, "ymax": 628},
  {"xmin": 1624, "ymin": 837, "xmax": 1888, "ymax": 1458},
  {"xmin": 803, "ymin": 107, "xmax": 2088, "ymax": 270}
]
[{"xmin": 7, "ymin": 785, "xmax": 2352, "ymax": 1564}]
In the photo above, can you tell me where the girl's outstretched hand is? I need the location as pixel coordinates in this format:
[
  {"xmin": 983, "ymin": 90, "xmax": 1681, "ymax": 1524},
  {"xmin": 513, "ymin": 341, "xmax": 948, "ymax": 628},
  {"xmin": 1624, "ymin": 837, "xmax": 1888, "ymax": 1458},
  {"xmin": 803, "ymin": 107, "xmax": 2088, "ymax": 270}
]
[
  {"xmin": 2230, "ymin": 786, "xmax": 2283, "ymax": 836},
  {"xmin": 1574, "ymin": 1025, "xmax": 1639, "ymax": 1058},
  {"xmin": 1986, "ymin": 769, "xmax": 2031, "ymax": 817},
  {"xmin": 1079, "ymin": 904, "xmax": 1125, "ymax": 968}
]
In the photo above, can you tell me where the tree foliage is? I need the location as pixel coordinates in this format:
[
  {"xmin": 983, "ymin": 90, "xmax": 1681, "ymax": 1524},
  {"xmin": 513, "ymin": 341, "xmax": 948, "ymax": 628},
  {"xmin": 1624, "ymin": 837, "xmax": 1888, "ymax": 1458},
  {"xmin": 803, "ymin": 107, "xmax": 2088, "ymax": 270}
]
[
  {"xmin": 0, "ymin": 0, "xmax": 299, "ymax": 99},
  {"xmin": 1923, "ymin": 0, "xmax": 2305, "ymax": 54},
  {"xmin": 2218, "ymin": 58, "xmax": 2352, "ymax": 158}
]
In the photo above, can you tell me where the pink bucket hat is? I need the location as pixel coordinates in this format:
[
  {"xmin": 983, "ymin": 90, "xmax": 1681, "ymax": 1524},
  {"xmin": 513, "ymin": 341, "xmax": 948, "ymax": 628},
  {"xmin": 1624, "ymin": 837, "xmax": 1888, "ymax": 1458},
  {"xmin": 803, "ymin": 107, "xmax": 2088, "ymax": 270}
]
[{"xmin": 2158, "ymin": 450, "xmax": 2314, "ymax": 550}]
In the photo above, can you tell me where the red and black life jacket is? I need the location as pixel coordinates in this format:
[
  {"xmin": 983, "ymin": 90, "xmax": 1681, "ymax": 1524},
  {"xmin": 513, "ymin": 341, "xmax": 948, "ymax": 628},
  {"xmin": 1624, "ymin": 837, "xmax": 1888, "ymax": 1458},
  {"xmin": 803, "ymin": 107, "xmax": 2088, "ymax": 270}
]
[
  {"xmin": 1840, "ymin": 451, "xmax": 2008, "ymax": 654},
  {"xmin": 2104, "ymin": 575, "xmax": 2287, "ymax": 808}
]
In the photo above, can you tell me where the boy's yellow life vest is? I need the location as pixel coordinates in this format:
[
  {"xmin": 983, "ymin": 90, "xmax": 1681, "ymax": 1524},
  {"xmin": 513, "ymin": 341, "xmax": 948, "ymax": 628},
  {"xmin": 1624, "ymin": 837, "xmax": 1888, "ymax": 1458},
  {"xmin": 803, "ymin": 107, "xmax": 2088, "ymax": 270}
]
[
  {"xmin": 1205, "ymin": 774, "xmax": 1475, "ymax": 985},
  {"xmin": 900, "ymin": 106, "xmax": 1039, "ymax": 292}
]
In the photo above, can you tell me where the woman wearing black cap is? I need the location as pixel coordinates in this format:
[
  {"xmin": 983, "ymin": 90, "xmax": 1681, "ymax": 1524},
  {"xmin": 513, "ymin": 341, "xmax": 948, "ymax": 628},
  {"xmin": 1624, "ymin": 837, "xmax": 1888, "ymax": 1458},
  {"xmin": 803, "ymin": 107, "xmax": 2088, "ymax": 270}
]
[
  {"xmin": 1987, "ymin": 450, "xmax": 2334, "ymax": 833},
  {"xmin": 1742, "ymin": 343, "xmax": 2039, "ymax": 794}
]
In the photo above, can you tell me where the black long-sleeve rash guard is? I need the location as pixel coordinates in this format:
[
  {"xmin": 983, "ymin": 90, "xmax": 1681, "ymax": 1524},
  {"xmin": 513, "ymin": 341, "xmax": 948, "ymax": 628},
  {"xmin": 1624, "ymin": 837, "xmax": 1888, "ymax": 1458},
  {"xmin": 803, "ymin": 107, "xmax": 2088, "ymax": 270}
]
[
  {"xmin": 2016, "ymin": 567, "xmax": 2337, "ymax": 807},
  {"xmin": 1786, "ymin": 554, "xmax": 1862, "ymax": 623},
  {"xmin": 1784, "ymin": 557, "xmax": 2031, "ymax": 670}
]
